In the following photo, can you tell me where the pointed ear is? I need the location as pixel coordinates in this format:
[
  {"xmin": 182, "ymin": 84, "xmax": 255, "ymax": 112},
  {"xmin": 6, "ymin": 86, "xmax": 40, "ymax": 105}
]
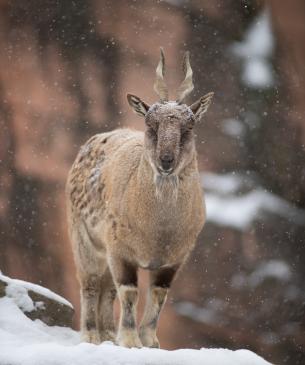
[
  {"xmin": 190, "ymin": 92, "xmax": 214, "ymax": 120},
  {"xmin": 127, "ymin": 94, "xmax": 150, "ymax": 117}
]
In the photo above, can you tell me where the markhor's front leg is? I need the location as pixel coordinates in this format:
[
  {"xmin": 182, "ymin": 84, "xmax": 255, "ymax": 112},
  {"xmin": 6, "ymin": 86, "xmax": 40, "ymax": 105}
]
[
  {"xmin": 139, "ymin": 265, "xmax": 179, "ymax": 348},
  {"xmin": 108, "ymin": 256, "xmax": 142, "ymax": 348}
]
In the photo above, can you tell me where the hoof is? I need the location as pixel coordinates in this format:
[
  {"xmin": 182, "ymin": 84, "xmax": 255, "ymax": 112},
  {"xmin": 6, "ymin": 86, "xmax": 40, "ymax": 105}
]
[
  {"xmin": 82, "ymin": 330, "xmax": 101, "ymax": 345},
  {"xmin": 100, "ymin": 330, "xmax": 116, "ymax": 343},
  {"xmin": 116, "ymin": 331, "xmax": 143, "ymax": 348},
  {"xmin": 139, "ymin": 328, "xmax": 160, "ymax": 348}
]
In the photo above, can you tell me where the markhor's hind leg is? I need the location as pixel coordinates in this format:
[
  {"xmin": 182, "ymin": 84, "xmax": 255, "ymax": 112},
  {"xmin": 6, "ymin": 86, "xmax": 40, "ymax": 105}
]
[
  {"xmin": 80, "ymin": 274, "xmax": 103, "ymax": 344},
  {"xmin": 98, "ymin": 266, "xmax": 117, "ymax": 342},
  {"xmin": 70, "ymin": 221, "xmax": 107, "ymax": 344}
]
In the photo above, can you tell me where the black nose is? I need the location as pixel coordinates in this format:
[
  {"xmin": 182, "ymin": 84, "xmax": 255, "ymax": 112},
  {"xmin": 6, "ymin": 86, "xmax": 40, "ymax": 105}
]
[{"xmin": 160, "ymin": 154, "xmax": 174, "ymax": 171}]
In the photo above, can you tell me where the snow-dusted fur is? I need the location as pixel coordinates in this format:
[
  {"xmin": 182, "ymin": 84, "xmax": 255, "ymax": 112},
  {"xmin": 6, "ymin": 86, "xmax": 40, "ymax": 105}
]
[{"xmin": 66, "ymin": 51, "xmax": 213, "ymax": 348}]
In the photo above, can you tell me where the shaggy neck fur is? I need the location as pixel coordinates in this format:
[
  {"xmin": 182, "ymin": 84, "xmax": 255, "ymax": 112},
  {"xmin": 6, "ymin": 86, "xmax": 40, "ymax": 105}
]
[
  {"xmin": 154, "ymin": 174, "xmax": 179, "ymax": 201},
  {"xmin": 139, "ymin": 149, "xmax": 196, "ymax": 203}
]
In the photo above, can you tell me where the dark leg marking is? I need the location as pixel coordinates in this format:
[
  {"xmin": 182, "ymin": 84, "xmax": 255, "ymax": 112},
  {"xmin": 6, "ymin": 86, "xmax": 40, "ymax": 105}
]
[
  {"xmin": 139, "ymin": 265, "xmax": 181, "ymax": 348},
  {"xmin": 108, "ymin": 256, "xmax": 141, "ymax": 347},
  {"xmin": 85, "ymin": 318, "xmax": 96, "ymax": 331},
  {"xmin": 152, "ymin": 264, "xmax": 179, "ymax": 288},
  {"xmin": 111, "ymin": 259, "xmax": 138, "ymax": 287},
  {"xmin": 122, "ymin": 289, "xmax": 138, "ymax": 329}
]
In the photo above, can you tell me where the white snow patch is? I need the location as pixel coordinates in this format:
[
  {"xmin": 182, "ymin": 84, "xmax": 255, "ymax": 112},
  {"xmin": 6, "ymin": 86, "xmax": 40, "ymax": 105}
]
[
  {"xmin": 0, "ymin": 273, "xmax": 72, "ymax": 308},
  {"xmin": 202, "ymin": 172, "xmax": 305, "ymax": 230},
  {"xmin": 175, "ymin": 298, "xmax": 226, "ymax": 326},
  {"xmin": 221, "ymin": 118, "xmax": 245, "ymax": 137},
  {"xmin": 204, "ymin": 189, "xmax": 280, "ymax": 230},
  {"xmin": 248, "ymin": 260, "xmax": 292, "ymax": 287},
  {"xmin": 5, "ymin": 283, "xmax": 36, "ymax": 312},
  {"xmin": 175, "ymin": 301, "xmax": 219, "ymax": 325},
  {"xmin": 243, "ymin": 58, "xmax": 273, "ymax": 89},
  {"xmin": 0, "ymin": 288, "xmax": 272, "ymax": 365},
  {"xmin": 231, "ymin": 260, "xmax": 292, "ymax": 289},
  {"xmin": 202, "ymin": 172, "xmax": 245, "ymax": 195},
  {"xmin": 232, "ymin": 9, "xmax": 274, "ymax": 88}
]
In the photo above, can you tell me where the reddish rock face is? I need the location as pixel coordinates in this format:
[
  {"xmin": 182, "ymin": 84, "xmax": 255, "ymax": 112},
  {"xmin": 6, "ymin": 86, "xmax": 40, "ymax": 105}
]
[{"xmin": 0, "ymin": 1, "xmax": 305, "ymax": 364}]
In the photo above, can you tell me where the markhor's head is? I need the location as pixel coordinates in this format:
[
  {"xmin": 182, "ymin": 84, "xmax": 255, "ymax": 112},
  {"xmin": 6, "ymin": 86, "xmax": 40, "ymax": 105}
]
[{"xmin": 127, "ymin": 48, "xmax": 213, "ymax": 179}]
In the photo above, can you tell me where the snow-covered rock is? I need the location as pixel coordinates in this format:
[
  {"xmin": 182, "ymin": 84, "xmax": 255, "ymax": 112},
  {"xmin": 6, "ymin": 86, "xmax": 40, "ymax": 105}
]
[
  {"xmin": 0, "ymin": 273, "xmax": 74, "ymax": 327},
  {"xmin": 0, "ymin": 275, "xmax": 272, "ymax": 365}
]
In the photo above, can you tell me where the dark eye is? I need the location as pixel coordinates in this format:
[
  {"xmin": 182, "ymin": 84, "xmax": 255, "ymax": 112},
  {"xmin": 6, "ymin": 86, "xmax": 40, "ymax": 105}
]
[
  {"xmin": 147, "ymin": 126, "xmax": 158, "ymax": 142},
  {"xmin": 180, "ymin": 129, "xmax": 191, "ymax": 145}
]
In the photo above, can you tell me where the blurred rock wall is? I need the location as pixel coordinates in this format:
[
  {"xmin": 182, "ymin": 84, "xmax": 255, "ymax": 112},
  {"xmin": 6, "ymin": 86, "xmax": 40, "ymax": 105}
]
[{"xmin": 0, "ymin": 1, "xmax": 305, "ymax": 364}]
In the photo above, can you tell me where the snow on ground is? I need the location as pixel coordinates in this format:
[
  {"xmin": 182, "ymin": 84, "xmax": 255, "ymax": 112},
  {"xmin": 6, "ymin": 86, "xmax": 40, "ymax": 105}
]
[
  {"xmin": 0, "ymin": 284, "xmax": 272, "ymax": 365},
  {"xmin": 202, "ymin": 172, "xmax": 305, "ymax": 230},
  {"xmin": 1, "ymin": 273, "xmax": 72, "ymax": 308}
]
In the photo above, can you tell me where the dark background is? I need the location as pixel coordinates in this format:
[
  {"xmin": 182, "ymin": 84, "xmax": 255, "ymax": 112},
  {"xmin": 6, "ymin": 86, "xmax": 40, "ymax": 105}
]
[{"xmin": 1, "ymin": 1, "xmax": 305, "ymax": 364}]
